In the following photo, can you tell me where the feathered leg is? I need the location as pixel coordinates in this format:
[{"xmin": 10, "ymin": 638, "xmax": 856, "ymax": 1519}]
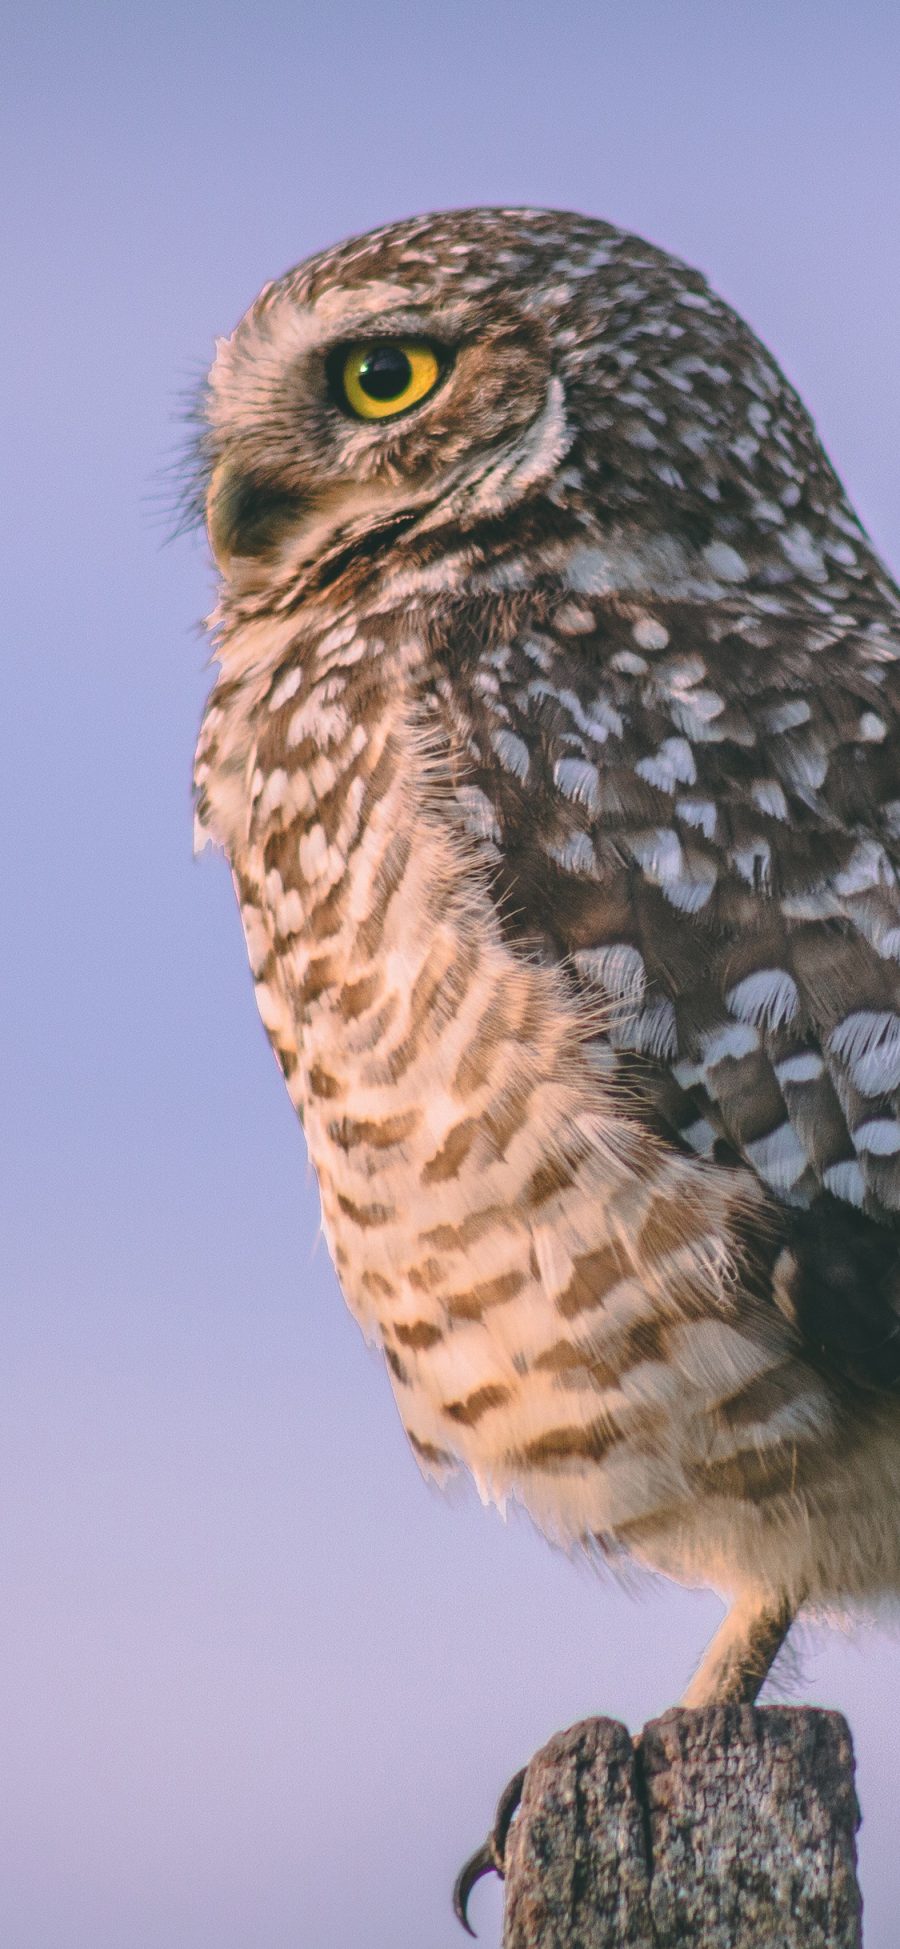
[{"xmin": 681, "ymin": 1589, "xmax": 798, "ymax": 1707}]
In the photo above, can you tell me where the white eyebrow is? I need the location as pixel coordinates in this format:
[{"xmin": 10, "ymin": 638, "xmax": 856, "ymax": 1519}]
[
  {"xmin": 208, "ymin": 278, "xmax": 473, "ymax": 442},
  {"xmin": 208, "ymin": 284, "xmax": 433, "ymax": 427},
  {"xmin": 313, "ymin": 280, "xmax": 428, "ymax": 321}
]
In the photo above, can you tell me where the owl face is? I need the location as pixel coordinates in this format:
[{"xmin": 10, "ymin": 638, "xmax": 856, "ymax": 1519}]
[
  {"xmin": 204, "ymin": 224, "xmax": 570, "ymax": 592},
  {"xmin": 200, "ymin": 205, "xmax": 873, "ymax": 627}
]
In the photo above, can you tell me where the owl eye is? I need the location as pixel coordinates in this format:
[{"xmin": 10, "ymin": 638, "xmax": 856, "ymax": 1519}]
[{"xmin": 334, "ymin": 340, "xmax": 443, "ymax": 420}]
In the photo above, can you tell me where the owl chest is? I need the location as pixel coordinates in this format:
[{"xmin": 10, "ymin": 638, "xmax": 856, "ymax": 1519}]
[
  {"xmin": 258, "ymin": 731, "xmax": 533, "ymax": 1313},
  {"xmin": 246, "ymin": 676, "xmax": 607, "ymax": 1345}
]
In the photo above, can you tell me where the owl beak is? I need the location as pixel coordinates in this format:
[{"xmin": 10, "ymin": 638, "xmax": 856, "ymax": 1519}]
[{"xmin": 206, "ymin": 460, "xmax": 302, "ymax": 575}]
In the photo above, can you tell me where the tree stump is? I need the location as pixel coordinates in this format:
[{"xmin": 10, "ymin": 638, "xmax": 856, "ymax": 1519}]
[{"xmin": 501, "ymin": 1707, "xmax": 862, "ymax": 1948}]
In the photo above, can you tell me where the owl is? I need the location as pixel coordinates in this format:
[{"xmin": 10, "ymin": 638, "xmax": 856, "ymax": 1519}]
[{"xmin": 193, "ymin": 206, "xmax": 900, "ymax": 1904}]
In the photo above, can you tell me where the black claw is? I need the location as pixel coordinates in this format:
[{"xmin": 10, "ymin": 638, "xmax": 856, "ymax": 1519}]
[
  {"xmin": 453, "ymin": 1841, "xmax": 494, "ymax": 1937},
  {"xmin": 492, "ymin": 1767, "xmax": 527, "ymax": 1858},
  {"xmin": 453, "ymin": 1767, "xmax": 527, "ymax": 1936}
]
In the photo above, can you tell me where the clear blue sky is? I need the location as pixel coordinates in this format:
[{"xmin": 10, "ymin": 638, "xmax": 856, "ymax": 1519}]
[{"xmin": 4, "ymin": 3, "xmax": 899, "ymax": 1943}]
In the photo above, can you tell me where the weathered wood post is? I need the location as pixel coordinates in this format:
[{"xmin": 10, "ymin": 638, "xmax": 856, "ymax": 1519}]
[{"xmin": 501, "ymin": 1707, "xmax": 862, "ymax": 1948}]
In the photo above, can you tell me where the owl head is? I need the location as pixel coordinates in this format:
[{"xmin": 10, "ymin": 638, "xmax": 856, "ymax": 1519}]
[{"xmin": 198, "ymin": 206, "xmax": 871, "ymax": 614}]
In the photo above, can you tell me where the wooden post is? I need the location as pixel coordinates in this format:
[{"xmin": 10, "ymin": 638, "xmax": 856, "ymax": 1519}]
[{"xmin": 501, "ymin": 1707, "xmax": 862, "ymax": 1949}]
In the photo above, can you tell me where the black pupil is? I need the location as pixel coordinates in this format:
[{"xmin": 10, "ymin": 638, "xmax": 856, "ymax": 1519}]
[{"xmin": 357, "ymin": 345, "xmax": 413, "ymax": 401}]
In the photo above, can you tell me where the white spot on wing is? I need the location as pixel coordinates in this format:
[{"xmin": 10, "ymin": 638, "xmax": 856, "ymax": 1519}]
[
  {"xmin": 661, "ymin": 860, "xmax": 717, "ymax": 912},
  {"xmin": 681, "ymin": 1116, "xmax": 717, "ymax": 1158},
  {"xmin": 624, "ymin": 998, "xmax": 678, "ymax": 1059},
  {"xmin": 779, "ymin": 523, "xmax": 826, "ymax": 581},
  {"xmin": 547, "ymin": 832, "xmax": 596, "ymax": 876},
  {"xmin": 703, "ymin": 541, "xmax": 749, "ymax": 582},
  {"xmin": 676, "ymin": 798, "xmax": 717, "ymax": 839},
  {"xmin": 829, "ymin": 1011, "xmax": 900, "ymax": 1095},
  {"xmin": 574, "ymin": 943, "xmax": 646, "ymax": 1000},
  {"xmin": 553, "ymin": 756, "xmax": 601, "ymax": 810},
  {"xmin": 457, "ymin": 786, "xmax": 502, "ymax": 844},
  {"xmin": 745, "ymin": 1122, "xmax": 808, "ymax": 1191},
  {"xmin": 823, "ymin": 1160, "xmax": 866, "ymax": 1206},
  {"xmin": 834, "ymin": 842, "xmax": 892, "ymax": 898},
  {"xmin": 629, "ymin": 828, "xmax": 684, "ymax": 882},
  {"xmin": 635, "ymin": 737, "xmax": 696, "ymax": 792},
  {"xmin": 751, "ymin": 779, "xmax": 789, "ymax": 820},
  {"xmin": 778, "ymin": 741, "xmax": 828, "ymax": 795},
  {"xmin": 776, "ymin": 1052, "xmax": 824, "ymax": 1085},
  {"xmin": 491, "ymin": 728, "xmax": 530, "ymax": 781},
  {"xmin": 854, "ymin": 1119, "xmax": 900, "ymax": 1156},
  {"xmin": 632, "ymin": 616, "xmax": 669, "ymax": 651},
  {"xmin": 669, "ymin": 689, "xmax": 726, "ymax": 739},
  {"xmin": 730, "ymin": 839, "xmax": 771, "ymax": 886},
  {"xmin": 762, "ymin": 698, "xmax": 810, "ymax": 733},
  {"xmin": 701, "ymin": 1022, "xmax": 759, "ymax": 1066},
  {"xmin": 727, "ymin": 969, "xmax": 800, "ymax": 1030}
]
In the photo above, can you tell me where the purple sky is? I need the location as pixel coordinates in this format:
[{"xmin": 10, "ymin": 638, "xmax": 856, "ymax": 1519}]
[{"xmin": 4, "ymin": 3, "xmax": 900, "ymax": 1943}]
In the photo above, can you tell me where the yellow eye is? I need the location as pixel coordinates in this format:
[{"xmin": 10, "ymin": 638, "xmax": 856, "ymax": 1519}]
[{"xmin": 339, "ymin": 340, "xmax": 441, "ymax": 420}]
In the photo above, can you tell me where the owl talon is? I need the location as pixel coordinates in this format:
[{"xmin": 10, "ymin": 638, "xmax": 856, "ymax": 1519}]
[
  {"xmin": 452, "ymin": 1841, "xmax": 494, "ymax": 1938},
  {"xmin": 453, "ymin": 1766, "xmax": 527, "ymax": 1935}
]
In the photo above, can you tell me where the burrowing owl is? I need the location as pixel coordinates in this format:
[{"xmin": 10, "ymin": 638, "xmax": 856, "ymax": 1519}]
[{"xmin": 193, "ymin": 208, "xmax": 900, "ymax": 1769}]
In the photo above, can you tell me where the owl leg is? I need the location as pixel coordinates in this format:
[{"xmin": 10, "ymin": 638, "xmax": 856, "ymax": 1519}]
[
  {"xmin": 452, "ymin": 1765, "xmax": 527, "ymax": 1937},
  {"xmin": 681, "ymin": 1589, "xmax": 798, "ymax": 1707}
]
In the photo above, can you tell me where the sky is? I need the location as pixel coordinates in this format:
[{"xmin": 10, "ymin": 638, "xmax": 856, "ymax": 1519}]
[{"xmin": 3, "ymin": 1, "xmax": 900, "ymax": 1943}]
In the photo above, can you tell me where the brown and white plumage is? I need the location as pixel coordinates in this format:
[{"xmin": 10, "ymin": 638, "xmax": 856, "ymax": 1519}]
[{"xmin": 193, "ymin": 208, "xmax": 900, "ymax": 1699}]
